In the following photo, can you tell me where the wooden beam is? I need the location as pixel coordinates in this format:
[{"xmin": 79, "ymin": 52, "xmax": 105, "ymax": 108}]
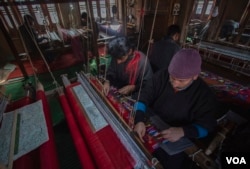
[
  {"xmin": 0, "ymin": 10, "xmax": 11, "ymax": 32},
  {"xmin": 214, "ymin": 0, "xmax": 230, "ymax": 39},
  {"xmin": 115, "ymin": 0, "xmax": 119, "ymax": 20},
  {"xmin": 7, "ymin": 0, "xmax": 22, "ymax": 26},
  {"xmin": 105, "ymin": 0, "xmax": 111, "ymax": 22},
  {"xmin": 96, "ymin": 0, "xmax": 101, "ymax": 19},
  {"xmin": 55, "ymin": 3, "xmax": 65, "ymax": 28},
  {"xmin": 41, "ymin": 3, "xmax": 53, "ymax": 31},
  {"xmin": 234, "ymin": 3, "xmax": 250, "ymax": 45},
  {"xmin": 86, "ymin": 0, "xmax": 100, "ymax": 74},
  {"xmin": 121, "ymin": 0, "xmax": 127, "ymax": 35},
  {"xmin": 3, "ymin": 6, "xmax": 17, "ymax": 31},
  {"xmin": 179, "ymin": 0, "xmax": 196, "ymax": 45}
]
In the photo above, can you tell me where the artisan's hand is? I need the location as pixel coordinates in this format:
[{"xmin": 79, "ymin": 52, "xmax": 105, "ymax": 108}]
[
  {"xmin": 103, "ymin": 81, "xmax": 110, "ymax": 96},
  {"xmin": 160, "ymin": 127, "xmax": 184, "ymax": 142},
  {"xmin": 134, "ymin": 122, "xmax": 146, "ymax": 143},
  {"xmin": 118, "ymin": 85, "xmax": 135, "ymax": 95}
]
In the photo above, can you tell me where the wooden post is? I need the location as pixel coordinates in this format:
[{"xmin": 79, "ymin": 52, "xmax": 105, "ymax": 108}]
[
  {"xmin": 85, "ymin": 0, "xmax": 100, "ymax": 75},
  {"xmin": 0, "ymin": 17, "xmax": 28, "ymax": 79},
  {"xmin": 7, "ymin": 111, "xmax": 18, "ymax": 169},
  {"xmin": 105, "ymin": 0, "xmax": 111, "ymax": 22},
  {"xmin": 121, "ymin": 0, "xmax": 127, "ymax": 35},
  {"xmin": 96, "ymin": 0, "xmax": 102, "ymax": 20}
]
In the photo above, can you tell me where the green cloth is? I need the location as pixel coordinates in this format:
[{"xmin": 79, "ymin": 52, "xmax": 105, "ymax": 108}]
[{"xmin": 89, "ymin": 55, "xmax": 111, "ymax": 75}]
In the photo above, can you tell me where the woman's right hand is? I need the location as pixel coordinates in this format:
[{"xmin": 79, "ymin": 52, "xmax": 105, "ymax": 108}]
[
  {"xmin": 103, "ymin": 81, "xmax": 110, "ymax": 96},
  {"xmin": 133, "ymin": 122, "xmax": 146, "ymax": 143}
]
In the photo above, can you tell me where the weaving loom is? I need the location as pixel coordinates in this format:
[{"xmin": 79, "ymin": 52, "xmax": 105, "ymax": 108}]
[
  {"xmin": 0, "ymin": 83, "xmax": 59, "ymax": 169},
  {"xmin": 83, "ymin": 73, "xmax": 218, "ymax": 169},
  {"xmin": 60, "ymin": 73, "xmax": 162, "ymax": 169},
  {"xmin": 88, "ymin": 74, "xmax": 194, "ymax": 154},
  {"xmin": 58, "ymin": 69, "xmax": 220, "ymax": 169}
]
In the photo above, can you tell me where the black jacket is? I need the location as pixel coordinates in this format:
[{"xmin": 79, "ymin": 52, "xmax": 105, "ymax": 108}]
[
  {"xmin": 135, "ymin": 70, "xmax": 217, "ymax": 138},
  {"xmin": 106, "ymin": 51, "xmax": 153, "ymax": 97},
  {"xmin": 149, "ymin": 37, "xmax": 180, "ymax": 73}
]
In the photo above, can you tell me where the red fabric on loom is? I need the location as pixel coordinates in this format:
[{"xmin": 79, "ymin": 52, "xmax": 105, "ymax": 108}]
[
  {"xmin": 65, "ymin": 83, "xmax": 115, "ymax": 169},
  {"xmin": 59, "ymin": 93, "xmax": 96, "ymax": 169},
  {"xmin": 36, "ymin": 90, "xmax": 60, "ymax": 169},
  {"xmin": 81, "ymin": 78, "xmax": 135, "ymax": 165},
  {"xmin": 70, "ymin": 36, "xmax": 85, "ymax": 61},
  {"xmin": 4, "ymin": 91, "xmax": 60, "ymax": 169},
  {"xmin": 97, "ymin": 126, "xmax": 136, "ymax": 168},
  {"xmin": 5, "ymin": 97, "xmax": 40, "ymax": 169},
  {"xmin": 13, "ymin": 150, "xmax": 40, "ymax": 169},
  {"xmin": 5, "ymin": 96, "xmax": 33, "ymax": 113},
  {"xmin": 65, "ymin": 83, "xmax": 135, "ymax": 169}
]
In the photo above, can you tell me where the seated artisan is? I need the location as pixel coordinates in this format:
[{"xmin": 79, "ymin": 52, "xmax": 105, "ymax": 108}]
[
  {"xmin": 103, "ymin": 36, "xmax": 153, "ymax": 98},
  {"xmin": 133, "ymin": 48, "xmax": 218, "ymax": 169}
]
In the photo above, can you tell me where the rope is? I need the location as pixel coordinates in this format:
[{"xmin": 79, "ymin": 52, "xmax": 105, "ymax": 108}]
[
  {"xmin": 6, "ymin": 0, "xmax": 40, "ymax": 87},
  {"xmin": 131, "ymin": 0, "xmax": 160, "ymax": 120},
  {"xmin": 18, "ymin": 2, "xmax": 61, "ymax": 91},
  {"xmin": 25, "ymin": 21, "xmax": 60, "ymax": 89},
  {"xmin": 189, "ymin": 149, "xmax": 203, "ymax": 162},
  {"xmin": 18, "ymin": 28, "xmax": 39, "ymax": 82},
  {"xmin": 151, "ymin": 157, "xmax": 159, "ymax": 169}
]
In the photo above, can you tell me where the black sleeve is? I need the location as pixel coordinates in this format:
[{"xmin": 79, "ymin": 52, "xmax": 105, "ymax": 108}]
[
  {"xmin": 134, "ymin": 71, "xmax": 165, "ymax": 124},
  {"xmin": 134, "ymin": 110, "xmax": 146, "ymax": 124},
  {"xmin": 106, "ymin": 58, "xmax": 117, "ymax": 84},
  {"xmin": 183, "ymin": 81, "xmax": 218, "ymax": 138}
]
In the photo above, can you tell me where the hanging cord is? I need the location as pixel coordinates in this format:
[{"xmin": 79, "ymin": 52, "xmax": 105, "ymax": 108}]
[
  {"xmin": 189, "ymin": 149, "xmax": 203, "ymax": 162},
  {"xmin": 18, "ymin": 28, "xmax": 39, "ymax": 82},
  {"xmin": 6, "ymin": 0, "xmax": 40, "ymax": 84},
  {"xmin": 199, "ymin": 0, "xmax": 219, "ymax": 42},
  {"xmin": 130, "ymin": 0, "xmax": 159, "ymax": 121},
  {"xmin": 102, "ymin": 22, "xmax": 109, "ymax": 80},
  {"xmin": 37, "ymin": 6, "xmax": 53, "ymax": 46},
  {"xmin": 183, "ymin": 1, "xmax": 198, "ymax": 49},
  {"xmin": 86, "ymin": 11, "xmax": 91, "ymax": 56},
  {"xmin": 102, "ymin": 23, "xmax": 109, "ymax": 79},
  {"xmin": 85, "ymin": 1, "xmax": 98, "ymax": 74},
  {"xmin": 2, "ymin": 1, "xmax": 38, "ymax": 101},
  {"xmin": 25, "ymin": 20, "xmax": 60, "ymax": 90},
  {"xmin": 17, "ymin": 1, "xmax": 61, "ymax": 92}
]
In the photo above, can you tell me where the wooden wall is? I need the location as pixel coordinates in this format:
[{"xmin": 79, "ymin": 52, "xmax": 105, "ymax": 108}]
[
  {"xmin": 135, "ymin": 0, "xmax": 195, "ymax": 51},
  {"xmin": 0, "ymin": 20, "xmax": 15, "ymax": 68},
  {"xmin": 221, "ymin": 0, "xmax": 249, "ymax": 21}
]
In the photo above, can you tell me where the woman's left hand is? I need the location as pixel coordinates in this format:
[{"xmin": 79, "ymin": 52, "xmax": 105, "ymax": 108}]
[
  {"xmin": 118, "ymin": 85, "xmax": 135, "ymax": 95},
  {"xmin": 160, "ymin": 127, "xmax": 184, "ymax": 142}
]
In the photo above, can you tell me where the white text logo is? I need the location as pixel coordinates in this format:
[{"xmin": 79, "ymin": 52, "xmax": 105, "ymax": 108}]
[{"xmin": 226, "ymin": 157, "xmax": 247, "ymax": 165}]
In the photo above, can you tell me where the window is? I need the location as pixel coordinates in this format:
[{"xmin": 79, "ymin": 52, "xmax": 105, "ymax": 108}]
[
  {"xmin": 100, "ymin": 1, "xmax": 107, "ymax": 19},
  {"xmin": 205, "ymin": 1, "xmax": 213, "ymax": 15},
  {"xmin": 32, "ymin": 5, "xmax": 45, "ymax": 25},
  {"xmin": 47, "ymin": 4, "xmax": 59, "ymax": 24},
  {"xmin": 196, "ymin": 1, "xmax": 204, "ymax": 14},
  {"xmin": 0, "ymin": 6, "xmax": 14, "ymax": 29}
]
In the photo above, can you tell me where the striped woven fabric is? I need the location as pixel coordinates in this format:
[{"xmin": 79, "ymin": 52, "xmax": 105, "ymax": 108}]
[{"xmin": 64, "ymin": 82, "xmax": 135, "ymax": 169}]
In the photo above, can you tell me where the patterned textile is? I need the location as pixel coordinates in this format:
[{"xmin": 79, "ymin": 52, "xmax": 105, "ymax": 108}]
[{"xmin": 200, "ymin": 71, "xmax": 250, "ymax": 107}]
